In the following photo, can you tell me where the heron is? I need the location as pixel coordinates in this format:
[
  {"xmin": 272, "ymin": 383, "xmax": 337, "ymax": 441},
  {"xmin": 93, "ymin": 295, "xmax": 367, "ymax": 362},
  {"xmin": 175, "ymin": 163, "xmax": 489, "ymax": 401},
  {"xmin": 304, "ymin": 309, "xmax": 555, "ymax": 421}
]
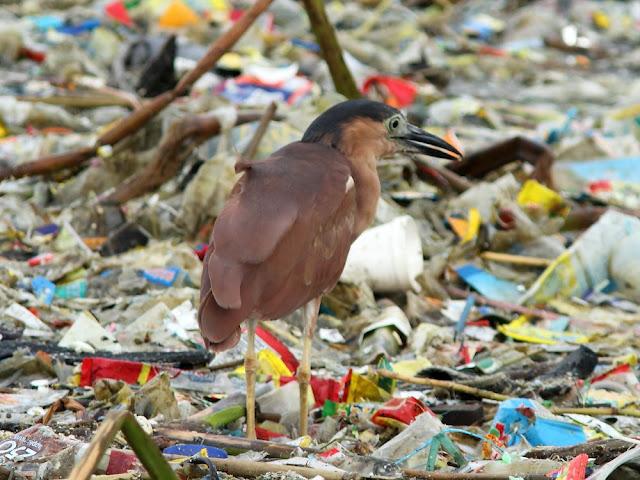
[{"xmin": 198, "ymin": 99, "xmax": 461, "ymax": 439}]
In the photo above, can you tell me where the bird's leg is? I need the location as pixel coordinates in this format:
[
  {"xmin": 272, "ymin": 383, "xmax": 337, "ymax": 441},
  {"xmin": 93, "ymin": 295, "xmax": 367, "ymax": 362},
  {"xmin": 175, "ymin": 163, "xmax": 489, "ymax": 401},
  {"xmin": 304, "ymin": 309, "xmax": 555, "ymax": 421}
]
[
  {"xmin": 245, "ymin": 318, "xmax": 258, "ymax": 440},
  {"xmin": 299, "ymin": 297, "xmax": 321, "ymax": 437}
]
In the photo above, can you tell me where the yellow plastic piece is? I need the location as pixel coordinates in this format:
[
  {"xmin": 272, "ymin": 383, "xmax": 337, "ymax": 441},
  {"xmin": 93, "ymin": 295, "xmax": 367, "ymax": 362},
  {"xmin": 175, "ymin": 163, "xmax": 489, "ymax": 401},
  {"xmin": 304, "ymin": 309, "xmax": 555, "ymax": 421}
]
[
  {"xmin": 158, "ymin": 0, "xmax": 199, "ymax": 28},
  {"xmin": 613, "ymin": 353, "xmax": 638, "ymax": 367},
  {"xmin": 346, "ymin": 372, "xmax": 391, "ymax": 403},
  {"xmin": 462, "ymin": 208, "xmax": 481, "ymax": 243},
  {"xmin": 592, "ymin": 11, "xmax": 610, "ymax": 30},
  {"xmin": 257, "ymin": 349, "xmax": 293, "ymax": 385},
  {"xmin": 0, "ymin": 121, "xmax": 7, "ymax": 138},
  {"xmin": 586, "ymin": 389, "xmax": 636, "ymax": 408},
  {"xmin": 608, "ymin": 103, "xmax": 640, "ymax": 121},
  {"xmin": 210, "ymin": 0, "xmax": 229, "ymax": 12},
  {"xmin": 517, "ymin": 179, "xmax": 564, "ymax": 213},
  {"xmin": 392, "ymin": 357, "xmax": 431, "ymax": 377},
  {"xmin": 449, "ymin": 208, "xmax": 481, "ymax": 243},
  {"xmin": 137, "ymin": 364, "xmax": 152, "ymax": 384},
  {"xmin": 219, "ymin": 52, "xmax": 243, "ymax": 71},
  {"xmin": 498, "ymin": 315, "xmax": 590, "ymax": 345},
  {"xmin": 60, "ymin": 268, "xmax": 87, "ymax": 283},
  {"xmin": 235, "ymin": 349, "xmax": 293, "ymax": 386}
]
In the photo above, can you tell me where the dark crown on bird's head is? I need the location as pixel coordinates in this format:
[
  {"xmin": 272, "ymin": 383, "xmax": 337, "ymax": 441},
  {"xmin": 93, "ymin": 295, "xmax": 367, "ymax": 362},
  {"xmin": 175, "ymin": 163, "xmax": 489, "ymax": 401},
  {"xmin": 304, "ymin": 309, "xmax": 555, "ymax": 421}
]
[{"xmin": 302, "ymin": 99, "xmax": 400, "ymax": 147}]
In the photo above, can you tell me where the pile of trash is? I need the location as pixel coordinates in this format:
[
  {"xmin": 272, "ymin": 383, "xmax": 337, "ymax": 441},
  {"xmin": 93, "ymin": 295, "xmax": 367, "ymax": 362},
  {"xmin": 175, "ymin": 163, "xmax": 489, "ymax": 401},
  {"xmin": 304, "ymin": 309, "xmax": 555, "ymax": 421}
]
[{"xmin": 2, "ymin": 0, "xmax": 640, "ymax": 479}]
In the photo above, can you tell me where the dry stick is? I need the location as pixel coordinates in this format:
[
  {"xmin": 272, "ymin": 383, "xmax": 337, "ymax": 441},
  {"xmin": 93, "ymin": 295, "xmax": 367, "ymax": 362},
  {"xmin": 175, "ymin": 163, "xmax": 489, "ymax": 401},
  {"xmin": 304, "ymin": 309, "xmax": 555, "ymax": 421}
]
[
  {"xmin": 155, "ymin": 427, "xmax": 318, "ymax": 459},
  {"xmin": 0, "ymin": 0, "xmax": 273, "ymax": 181},
  {"xmin": 17, "ymin": 94, "xmax": 136, "ymax": 109},
  {"xmin": 301, "ymin": 0, "xmax": 360, "ymax": 99},
  {"xmin": 374, "ymin": 369, "xmax": 509, "ymax": 402},
  {"xmin": 242, "ymin": 102, "xmax": 278, "ymax": 160},
  {"xmin": 524, "ymin": 438, "xmax": 637, "ymax": 465},
  {"xmin": 480, "ymin": 251, "xmax": 553, "ymax": 268},
  {"xmin": 205, "ymin": 457, "xmax": 548, "ymax": 480},
  {"xmin": 550, "ymin": 406, "xmax": 640, "ymax": 418},
  {"xmin": 446, "ymin": 285, "xmax": 562, "ymax": 320},
  {"xmin": 102, "ymin": 111, "xmax": 264, "ymax": 204}
]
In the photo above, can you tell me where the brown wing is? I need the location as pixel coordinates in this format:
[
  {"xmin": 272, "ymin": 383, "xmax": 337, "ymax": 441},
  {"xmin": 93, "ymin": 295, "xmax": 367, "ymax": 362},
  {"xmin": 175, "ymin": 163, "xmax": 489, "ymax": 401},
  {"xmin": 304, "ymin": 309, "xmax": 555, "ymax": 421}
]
[{"xmin": 198, "ymin": 142, "xmax": 357, "ymax": 350}]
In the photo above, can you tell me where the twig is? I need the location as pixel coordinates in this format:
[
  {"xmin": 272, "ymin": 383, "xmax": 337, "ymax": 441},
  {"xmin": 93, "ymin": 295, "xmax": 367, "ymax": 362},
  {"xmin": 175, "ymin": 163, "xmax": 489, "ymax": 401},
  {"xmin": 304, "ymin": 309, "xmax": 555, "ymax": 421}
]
[
  {"xmin": 524, "ymin": 439, "xmax": 637, "ymax": 465},
  {"xmin": 446, "ymin": 285, "xmax": 562, "ymax": 320},
  {"xmin": 101, "ymin": 111, "xmax": 263, "ymax": 204},
  {"xmin": 209, "ymin": 358, "xmax": 245, "ymax": 371},
  {"xmin": 69, "ymin": 411, "xmax": 177, "ymax": 480},
  {"xmin": 241, "ymin": 102, "xmax": 278, "ymax": 160},
  {"xmin": 17, "ymin": 94, "xmax": 135, "ymax": 109},
  {"xmin": 301, "ymin": 0, "xmax": 360, "ymax": 99},
  {"xmin": 0, "ymin": 0, "xmax": 274, "ymax": 181},
  {"xmin": 550, "ymin": 406, "xmax": 640, "ymax": 418},
  {"xmin": 480, "ymin": 251, "xmax": 552, "ymax": 267},
  {"xmin": 155, "ymin": 428, "xmax": 319, "ymax": 458},
  {"xmin": 202, "ymin": 457, "xmax": 549, "ymax": 480},
  {"xmin": 374, "ymin": 369, "xmax": 509, "ymax": 402}
]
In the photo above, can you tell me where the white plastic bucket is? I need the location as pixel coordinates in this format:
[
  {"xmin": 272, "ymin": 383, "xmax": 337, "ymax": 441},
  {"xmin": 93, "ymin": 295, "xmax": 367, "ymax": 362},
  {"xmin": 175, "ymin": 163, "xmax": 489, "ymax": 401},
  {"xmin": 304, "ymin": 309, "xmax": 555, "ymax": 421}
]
[{"xmin": 341, "ymin": 215, "xmax": 424, "ymax": 293}]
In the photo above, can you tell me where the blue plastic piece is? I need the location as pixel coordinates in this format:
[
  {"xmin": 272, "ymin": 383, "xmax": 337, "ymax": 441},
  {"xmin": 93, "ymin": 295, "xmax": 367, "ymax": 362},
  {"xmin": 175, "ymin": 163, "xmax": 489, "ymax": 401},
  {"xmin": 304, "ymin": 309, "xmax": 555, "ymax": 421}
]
[
  {"xmin": 30, "ymin": 15, "xmax": 64, "ymax": 31},
  {"xmin": 455, "ymin": 264, "xmax": 522, "ymax": 303},
  {"xmin": 32, "ymin": 276, "xmax": 56, "ymax": 305},
  {"xmin": 34, "ymin": 224, "xmax": 59, "ymax": 236},
  {"xmin": 141, "ymin": 266, "xmax": 182, "ymax": 287},
  {"xmin": 492, "ymin": 398, "xmax": 587, "ymax": 447},
  {"xmin": 163, "ymin": 444, "xmax": 227, "ymax": 458},
  {"xmin": 57, "ymin": 19, "xmax": 101, "ymax": 35}
]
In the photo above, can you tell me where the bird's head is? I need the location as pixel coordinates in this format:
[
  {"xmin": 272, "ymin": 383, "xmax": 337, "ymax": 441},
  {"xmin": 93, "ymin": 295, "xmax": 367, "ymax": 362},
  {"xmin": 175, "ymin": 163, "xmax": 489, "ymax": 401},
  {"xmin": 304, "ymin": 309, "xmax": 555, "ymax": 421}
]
[{"xmin": 302, "ymin": 99, "xmax": 462, "ymax": 162}]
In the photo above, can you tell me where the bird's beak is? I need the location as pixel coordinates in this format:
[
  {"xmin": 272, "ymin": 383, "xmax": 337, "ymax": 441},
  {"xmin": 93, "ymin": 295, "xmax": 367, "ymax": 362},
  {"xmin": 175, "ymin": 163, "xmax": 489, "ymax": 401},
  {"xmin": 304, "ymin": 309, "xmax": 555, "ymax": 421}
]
[{"xmin": 396, "ymin": 124, "xmax": 462, "ymax": 161}]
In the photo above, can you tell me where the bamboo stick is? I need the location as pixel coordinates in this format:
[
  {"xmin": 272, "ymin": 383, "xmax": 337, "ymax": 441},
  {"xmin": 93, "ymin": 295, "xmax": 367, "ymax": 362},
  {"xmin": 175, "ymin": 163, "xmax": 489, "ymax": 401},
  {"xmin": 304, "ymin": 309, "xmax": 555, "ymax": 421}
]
[
  {"xmin": 550, "ymin": 406, "xmax": 640, "ymax": 418},
  {"xmin": 480, "ymin": 251, "xmax": 552, "ymax": 267},
  {"xmin": 374, "ymin": 369, "xmax": 509, "ymax": 402},
  {"xmin": 209, "ymin": 458, "xmax": 549, "ymax": 480},
  {"xmin": 301, "ymin": 0, "xmax": 360, "ymax": 99},
  {"xmin": 155, "ymin": 427, "xmax": 319, "ymax": 458}
]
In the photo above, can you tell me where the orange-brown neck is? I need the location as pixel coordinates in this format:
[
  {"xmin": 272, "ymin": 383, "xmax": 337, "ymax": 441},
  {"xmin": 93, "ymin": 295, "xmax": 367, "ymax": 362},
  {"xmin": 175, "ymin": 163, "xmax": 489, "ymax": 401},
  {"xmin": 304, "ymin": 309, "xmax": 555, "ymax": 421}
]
[{"xmin": 335, "ymin": 118, "xmax": 395, "ymax": 236}]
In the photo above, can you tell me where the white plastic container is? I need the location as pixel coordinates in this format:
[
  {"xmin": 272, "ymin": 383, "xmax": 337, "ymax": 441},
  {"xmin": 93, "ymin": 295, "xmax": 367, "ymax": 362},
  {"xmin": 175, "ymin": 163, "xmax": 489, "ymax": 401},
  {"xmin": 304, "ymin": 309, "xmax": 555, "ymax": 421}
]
[{"xmin": 341, "ymin": 215, "xmax": 424, "ymax": 293}]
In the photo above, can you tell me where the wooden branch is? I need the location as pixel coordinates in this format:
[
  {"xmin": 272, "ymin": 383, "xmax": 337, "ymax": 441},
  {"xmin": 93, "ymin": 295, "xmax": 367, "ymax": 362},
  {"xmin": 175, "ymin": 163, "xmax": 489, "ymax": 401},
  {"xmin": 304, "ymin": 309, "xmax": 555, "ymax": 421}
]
[
  {"xmin": 97, "ymin": 91, "xmax": 176, "ymax": 147},
  {"xmin": 524, "ymin": 439, "xmax": 637, "ymax": 465},
  {"xmin": 101, "ymin": 111, "xmax": 263, "ymax": 205},
  {"xmin": 155, "ymin": 428, "xmax": 318, "ymax": 459},
  {"xmin": 0, "ymin": 0, "xmax": 274, "ymax": 181},
  {"xmin": 301, "ymin": 0, "xmax": 360, "ymax": 99},
  {"xmin": 374, "ymin": 369, "xmax": 509, "ymax": 402},
  {"xmin": 242, "ymin": 102, "xmax": 278, "ymax": 160},
  {"xmin": 198, "ymin": 457, "xmax": 548, "ymax": 480},
  {"xmin": 2, "ymin": 146, "xmax": 96, "ymax": 179}
]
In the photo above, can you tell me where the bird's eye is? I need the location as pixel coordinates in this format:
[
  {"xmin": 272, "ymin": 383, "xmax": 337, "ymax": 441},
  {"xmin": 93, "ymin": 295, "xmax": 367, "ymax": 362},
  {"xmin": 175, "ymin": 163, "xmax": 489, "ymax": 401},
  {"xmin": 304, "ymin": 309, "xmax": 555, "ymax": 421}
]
[{"xmin": 390, "ymin": 118, "xmax": 399, "ymax": 130}]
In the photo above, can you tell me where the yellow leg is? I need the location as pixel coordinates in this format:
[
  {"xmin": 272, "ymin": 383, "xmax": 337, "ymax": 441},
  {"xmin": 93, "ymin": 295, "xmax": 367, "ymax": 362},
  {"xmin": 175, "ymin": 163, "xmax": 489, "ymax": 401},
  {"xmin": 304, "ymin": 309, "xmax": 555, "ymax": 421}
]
[
  {"xmin": 299, "ymin": 298, "xmax": 320, "ymax": 437},
  {"xmin": 245, "ymin": 318, "xmax": 258, "ymax": 440}
]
